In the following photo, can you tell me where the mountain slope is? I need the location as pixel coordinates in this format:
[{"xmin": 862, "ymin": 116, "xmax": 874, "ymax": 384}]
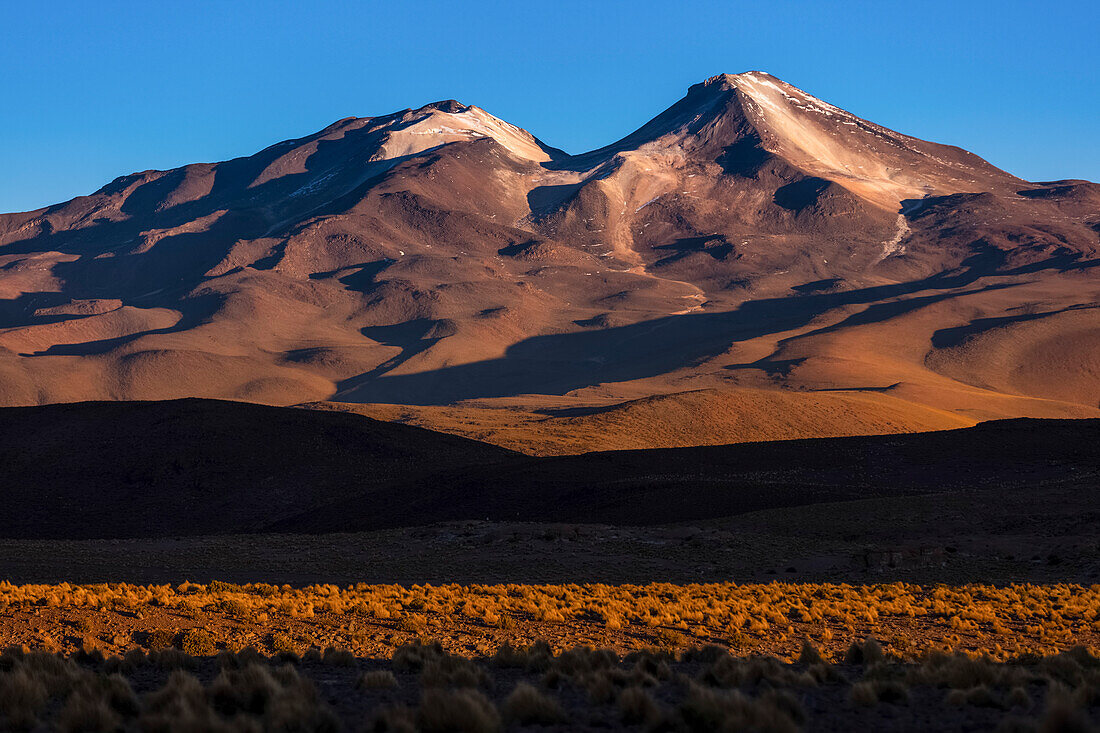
[
  {"xmin": 0, "ymin": 72, "xmax": 1097, "ymax": 441},
  {"xmin": 312, "ymin": 387, "xmax": 976, "ymax": 456}
]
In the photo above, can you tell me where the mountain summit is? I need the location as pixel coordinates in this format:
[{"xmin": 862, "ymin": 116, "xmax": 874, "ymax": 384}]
[{"xmin": 0, "ymin": 73, "xmax": 1096, "ymax": 443}]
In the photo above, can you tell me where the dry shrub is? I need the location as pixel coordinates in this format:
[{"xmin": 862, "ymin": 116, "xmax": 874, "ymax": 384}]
[
  {"xmin": 144, "ymin": 629, "xmax": 175, "ymax": 650},
  {"xmin": 489, "ymin": 643, "xmax": 531, "ymax": 669},
  {"xmin": 417, "ymin": 688, "xmax": 500, "ymax": 733},
  {"xmin": 1007, "ymin": 686, "xmax": 1031, "ymax": 709},
  {"xmin": 850, "ymin": 679, "xmax": 909, "ymax": 706},
  {"xmin": 393, "ymin": 641, "xmax": 445, "ymax": 673},
  {"xmin": 17, "ymin": 652, "xmax": 83, "ymax": 697},
  {"xmin": 3, "ymin": 578, "xmax": 1100, "ymax": 658},
  {"xmin": 618, "ymin": 685, "xmax": 660, "ymax": 725},
  {"xmin": 357, "ymin": 670, "xmax": 399, "ymax": 690},
  {"xmin": 551, "ymin": 646, "xmax": 618, "ymax": 678},
  {"xmin": 148, "ymin": 647, "xmax": 195, "ymax": 671},
  {"xmin": 140, "ymin": 670, "xmax": 222, "ymax": 730},
  {"xmin": 704, "ymin": 654, "xmax": 811, "ymax": 689},
  {"xmin": 947, "ymin": 685, "xmax": 1002, "ymax": 708},
  {"xmin": 207, "ymin": 663, "xmax": 339, "ymax": 731},
  {"xmin": 681, "ymin": 645, "xmax": 729, "ymax": 665},
  {"xmin": 1039, "ymin": 684, "xmax": 1092, "ymax": 733},
  {"xmin": 105, "ymin": 648, "xmax": 147, "ymax": 675},
  {"xmin": 207, "ymin": 664, "xmax": 283, "ymax": 716},
  {"xmin": 760, "ymin": 689, "xmax": 808, "ymax": 725},
  {"xmin": 0, "ymin": 667, "xmax": 48, "ymax": 729},
  {"xmin": 677, "ymin": 683, "xmax": 801, "ymax": 733},
  {"xmin": 397, "ymin": 614, "xmax": 428, "ymax": 635},
  {"xmin": 269, "ymin": 632, "xmax": 297, "ymax": 656},
  {"xmin": 489, "ymin": 641, "xmax": 553, "ymax": 673},
  {"xmin": 219, "ymin": 598, "xmax": 251, "ymax": 618},
  {"xmin": 421, "ymin": 656, "xmax": 488, "ymax": 689},
  {"xmin": 235, "ymin": 646, "xmax": 265, "ymax": 668},
  {"xmin": 655, "ymin": 628, "xmax": 686, "ymax": 648},
  {"xmin": 629, "ymin": 651, "xmax": 673, "ymax": 684},
  {"xmin": 179, "ymin": 628, "xmax": 216, "ymax": 656},
  {"xmin": 56, "ymin": 674, "xmax": 138, "ymax": 732},
  {"xmin": 912, "ymin": 653, "xmax": 1023, "ymax": 690},
  {"xmin": 369, "ymin": 704, "xmax": 416, "ymax": 733},
  {"xmin": 323, "ymin": 647, "xmax": 356, "ymax": 667},
  {"xmin": 580, "ymin": 669, "xmax": 616, "ymax": 704},
  {"xmin": 57, "ymin": 694, "xmax": 121, "ymax": 732},
  {"xmin": 798, "ymin": 639, "xmax": 826, "ymax": 666},
  {"xmin": 849, "ymin": 681, "xmax": 878, "ymax": 707},
  {"xmin": 845, "ymin": 637, "xmax": 884, "ymax": 665},
  {"xmin": 502, "ymin": 682, "xmax": 566, "ymax": 725}
]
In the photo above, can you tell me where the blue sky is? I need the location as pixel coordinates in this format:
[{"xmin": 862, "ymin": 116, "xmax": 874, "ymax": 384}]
[{"xmin": 2, "ymin": 0, "xmax": 1097, "ymax": 213}]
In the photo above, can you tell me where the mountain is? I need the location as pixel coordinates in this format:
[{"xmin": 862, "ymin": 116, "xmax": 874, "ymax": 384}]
[
  {"xmin": 0, "ymin": 398, "xmax": 1095, "ymax": 539},
  {"xmin": 1, "ymin": 72, "xmax": 1097, "ymax": 447}
]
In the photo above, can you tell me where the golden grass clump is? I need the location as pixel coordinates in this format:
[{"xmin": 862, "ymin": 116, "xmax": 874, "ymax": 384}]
[
  {"xmin": 0, "ymin": 580, "xmax": 1098, "ymax": 669},
  {"xmin": 178, "ymin": 628, "xmax": 217, "ymax": 656}
]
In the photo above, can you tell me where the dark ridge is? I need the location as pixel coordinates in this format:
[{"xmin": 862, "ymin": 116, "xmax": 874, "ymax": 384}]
[
  {"xmin": 0, "ymin": 400, "xmax": 1095, "ymax": 540},
  {"xmin": 0, "ymin": 399, "xmax": 520, "ymax": 540}
]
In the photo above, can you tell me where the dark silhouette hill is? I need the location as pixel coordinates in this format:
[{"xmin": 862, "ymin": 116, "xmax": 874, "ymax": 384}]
[
  {"xmin": 0, "ymin": 399, "xmax": 1094, "ymax": 539},
  {"xmin": 0, "ymin": 399, "xmax": 519, "ymax": 539}
]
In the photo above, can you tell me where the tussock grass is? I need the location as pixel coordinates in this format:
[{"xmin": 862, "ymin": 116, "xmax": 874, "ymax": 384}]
[
  {"xmin": 0, "ymin": 639, "xmax": 1098, "ymax": 730},
  {"xmin": 502, "ymin": 682, "xmax": 567, "ymax": 725},
  {"xmin": 1, "ymin": 580, "xmax": 1099, "ymax": 729},
  {"xmin": 357, "ymin": 669, "xmax": 398, "ymax": 689},
  {"xmin": 417, "ymin": 688, "xmax": 500, "ymax": 733},
  {"xmin": 1, "ymin": 580, "xmax": 1097, "ymax": 664}
]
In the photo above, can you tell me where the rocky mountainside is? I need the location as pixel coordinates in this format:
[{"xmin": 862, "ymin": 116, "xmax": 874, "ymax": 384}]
[{"xmin": 1, "ymin": 72, "xmax": 1097, "ymax": 442}]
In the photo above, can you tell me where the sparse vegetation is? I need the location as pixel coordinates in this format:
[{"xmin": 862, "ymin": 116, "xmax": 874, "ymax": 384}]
[
  {"xmin": 502, "ymin": 681, "xmax": 567, "ymax": 725},
  {"xmin": 0, "ymin": 638, "xmax": 1094, "ymax": 730},
  {"xmin": 357, "ymin": 669, "xmax": 399, "ymax": 689},
  {"xmin": 0, "ymin": 581, "xmax": 1097, "ymax": 728},
  {"xmin": 0, "ymin": 580, "xmax": 1097, "ymax": 662},
  {"xmin": 179, "ymin": 628, "xmax": 216, "ymax": 656}
]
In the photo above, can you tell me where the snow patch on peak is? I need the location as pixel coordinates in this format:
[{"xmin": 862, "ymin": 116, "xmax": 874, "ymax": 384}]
[
  {"xmin": 375, "ymin": 104, "xmax": 556, "ymax": 163},
  {"xmin": 731, "ymin": 73, "xmax": 854, "ymax": 120}
]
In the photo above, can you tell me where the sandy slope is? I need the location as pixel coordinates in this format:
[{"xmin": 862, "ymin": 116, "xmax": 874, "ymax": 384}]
[
  {"xmin": 311, "ymin": 388, "xmax": 976, "ymax": 455},
  {"xmin": 0, "ymin": 72, "xmax": 1097, "ymax": 446}
]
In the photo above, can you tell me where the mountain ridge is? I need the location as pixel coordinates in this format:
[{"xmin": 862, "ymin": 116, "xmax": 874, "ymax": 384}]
[
  {"xmin": 0, "ymin": 397, "xmax": 1095, "ymax": 539},
  {"xmin": 0, "ymin": 72, "xmax": 1096, "ymax": 446}
]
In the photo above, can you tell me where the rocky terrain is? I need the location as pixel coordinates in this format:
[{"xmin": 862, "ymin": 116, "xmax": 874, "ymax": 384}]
[{"xmin": 0, "ymin": 72, "xmax": 1096, "ymax": 450}]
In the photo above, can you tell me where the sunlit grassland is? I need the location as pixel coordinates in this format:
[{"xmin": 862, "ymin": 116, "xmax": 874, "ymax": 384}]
[{"xmin": 1, "ymin": 581, "xmax": 1097, "ymax": 661}]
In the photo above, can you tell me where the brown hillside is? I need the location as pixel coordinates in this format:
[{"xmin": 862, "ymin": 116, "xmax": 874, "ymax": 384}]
[{"xmin": 0, "ymin": 73, "xmax": 1097, "ymax": 443}]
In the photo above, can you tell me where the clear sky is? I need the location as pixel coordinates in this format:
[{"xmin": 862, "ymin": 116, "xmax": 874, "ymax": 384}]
[{"xmin": 2, "ymin": 0, "xmax": 1097, "ymax": 213}]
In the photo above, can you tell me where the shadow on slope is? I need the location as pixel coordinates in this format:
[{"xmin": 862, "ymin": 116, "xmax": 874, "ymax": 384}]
[
  {"xmin": 0, "ymin": 399, "xmax": 518, "ymax": 539},
  {"xmin": 0, "ymin": 399, "xmax": 1094, "ymax": 541},
  {"xmin": 335, "ymin": 253, "xmax": 1044, "ymax": 405},
  {"xmin": 294, "ymin": 416, "xmax": 1099, "ymax": 532}
]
